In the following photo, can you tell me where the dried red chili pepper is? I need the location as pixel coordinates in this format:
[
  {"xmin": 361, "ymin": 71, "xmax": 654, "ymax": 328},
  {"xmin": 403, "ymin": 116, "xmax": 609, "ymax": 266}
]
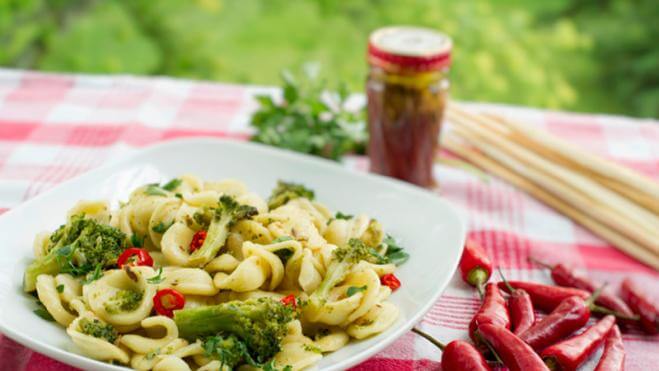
[
  {"xmin": 541, "ymin": 315, "xmax": 616, "ymax": 371},
  {"xmin": 469, "ymin": 283, "xmax": 510, "ymax": 344},
  {"xmin": 381, "ymin": 273, "xmax": 401, "ymax": 291},
  {"xmin": 280, "ymin": 294, "xmax": 297, "ymax": 309},
  {"xmin": 620, "ymin": 278, "xmax": 658, "ymax": 335},
  {"xmin": 477, "ymin": 323, "xmax": 549, "ymax": 371},
  {"xmin": 459, "ymin": 239, "xmax": 492, "ymax": 298},
  {"xmin": 498, "ymin": 269, "xmax": 535, "ymax": 335},
  {"xmin": 530, "ymin": 257, "xmax": 635, "ymax": 322},
  {"xmin": 412, "ymin": 328, "xmax": 492, "ymax": 371},
  {"xmin": 153, "ymin": 288, "xmax": 185, "ymax": 317},
  {"xmin": 594, "ymin": 325, "xmax": 625, "ymax": 371},
  {"xmin": 498, "ymin": 280, "xmax": 589, "ymax": 312},
  {"xmin": 189, "ymin": 230, "xmax": 207, "ymax": 253},
  {"xmin": 117, "ymin": 248, "xmax": 153, "ymax": 268},
  {"xmin": 519, "ymin": 295, "xmax": 594, "ymax": 352}
]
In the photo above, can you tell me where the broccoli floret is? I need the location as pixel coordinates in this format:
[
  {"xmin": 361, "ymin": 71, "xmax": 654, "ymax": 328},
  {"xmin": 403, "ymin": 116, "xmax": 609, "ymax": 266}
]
[
  {"xmin": 79, "ymin": 318, "xmax": 119, "ymax": 343},
  {"xmin": 174, "ymin": 297, "xmax": 294, "ymax": 364},
  {"xmin": 307, "ymin": 238, "xmax": 374, "ymax": 312},
  {"xmin": 203, "ymin": 333, "xmax": 251, "ymax": 369},
  {"xmin": 188, "ymin": 195, "xmax": 258, "ymax": 266},
  {"xmin": 24, "ymin": 214, "xmax": 127, "ymax": 292},
  {"xmin": 267, "ymin": 181, "xmax": 315, "ymax": 209}
]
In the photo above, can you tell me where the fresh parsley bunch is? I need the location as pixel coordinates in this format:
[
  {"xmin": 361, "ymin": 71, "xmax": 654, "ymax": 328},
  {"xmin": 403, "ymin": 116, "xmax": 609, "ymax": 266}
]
[{"xmin": 250, "ymin": 65, "xmax": 366, "ymax": 161}]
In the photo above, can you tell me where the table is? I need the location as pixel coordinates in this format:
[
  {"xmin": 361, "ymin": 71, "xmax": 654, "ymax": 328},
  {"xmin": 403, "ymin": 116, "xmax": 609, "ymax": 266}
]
[{"xmin": 0, "ymin": 69, "xmax": 657, "ymax": 370}]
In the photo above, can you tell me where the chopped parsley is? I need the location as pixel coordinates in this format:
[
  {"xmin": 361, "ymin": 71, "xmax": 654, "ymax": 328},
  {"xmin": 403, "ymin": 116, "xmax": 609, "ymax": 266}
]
[
  {"xmin": 144, "ymin": 178, "xmax": 182, "ymax": 196},
  {"xmin": 104, "ymin": 289, "xmax": 143, "ymax": 314},
  {"xmin": 152, "ymin": 221, "xmax": 174, "ymax": 234},
  {"xmin": 130, "ymin": 234, "xmax": 145, "ymax": 248},
  {"xmin": 161, "ymin": 178, "xmax": 182, "ymax": 191},
  {"xmin": 56, "ymin": 284, "xmax": 64, "ymax": 293},
  {"xmin": 33, "ymin": 300, "xmax": 55, "ymax": 322},
  {"xmin": 79, "ymin": 318, "xmax": 119, "ymax": 343},
  {"xmin": 147, "ymin": 267, "xmax": 166, "ymax": 284},
  {"xmin": 335, "ymin": 212, "xmax": 353, "ymax": 220}
]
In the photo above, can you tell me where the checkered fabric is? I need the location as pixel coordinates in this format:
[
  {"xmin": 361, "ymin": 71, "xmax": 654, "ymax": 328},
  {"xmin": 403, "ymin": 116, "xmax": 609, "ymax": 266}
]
[{"xmin": 0, "ymin": 69, "xmax": 657, "ymax": 371}]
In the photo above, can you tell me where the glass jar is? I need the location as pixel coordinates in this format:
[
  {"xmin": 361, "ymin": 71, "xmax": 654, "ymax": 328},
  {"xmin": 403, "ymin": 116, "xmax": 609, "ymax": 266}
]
[{"xmin": 366, "ymin": 26, "xmax": 452, "ymax": 188}]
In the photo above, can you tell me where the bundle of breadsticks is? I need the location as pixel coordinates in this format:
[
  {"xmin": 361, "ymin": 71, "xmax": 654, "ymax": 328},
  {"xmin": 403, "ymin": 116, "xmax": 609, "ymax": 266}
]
[{"xmin": 442, "ymin": 103, "xmax": 659, "ymax": 270}]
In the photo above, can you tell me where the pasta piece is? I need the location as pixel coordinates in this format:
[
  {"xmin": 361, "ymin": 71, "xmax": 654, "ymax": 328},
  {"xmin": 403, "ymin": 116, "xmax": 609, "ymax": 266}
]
[
  {"xmin": 236, "ymin": 192, "xmax": 268, "ymax": 214},
  {"xmin": 298, "ymin": 249, "xmax": 322, "ymax": 293},
  {"xmin": 83, "ymin": 266, "xmax": 157, "ymax": 329},
  {"xmin": 303, "ymin": 287, "xmax": 363, "ymax": 325},
  {"xmin": 340, "ymin": 268, "xmax": 382, "ymax": 325},
  {"xmin": 32, "ymin": 231, "xmax": 50, "ymax": 258},
  {"xmin": 314, "ymin": 328, "xmax": 349, "ymax": 353},
  {"xmin": 273, "ymin": 321, "xmax": 323, "ymax": 371},
  {"xmin": 177, "ymin": 174, "xmax": 204, "ymax": 194},
  {"xmin": 67, "ymin": 315, "xmax": 130, "ymax": 364},
  {"xmin": 148, "ymin": 198, "xmax": 182, "ymax": 249},
  {"xmin": 203, "ymin": 179, "xmax": 247, "ymax": 196},
  {"xmin": 67, "ymin": 200, "xmax": 111, "ymax": 224},
  {"xmin": 131, "ymin": 338, "xmax": 188, "ymax": 371},
  {"xmin": 197, "ymin": 361, "xmax": 230, "ymax": 371},
  {"xmin": 346, "ymin": 301, "xmax": 399, "ymax": 339},
  {"xmin": 54, "ymin": 273, "xmax": 82, "ymax": 304},
  {"xmin": 232, "ymin": 220, "xmax": 272, "ymax": 244},
  {"xmin": 268, "ymin": 203, "xmax": 327, "ymax": 249},
  {"xmin": 204, "ymin": 253, "xmax": 240, "ymax": 273},
  {"xmin": 153, "ymin": 356, "xmax": 191, "ymax": 371},
  {"xmin": 286, "ymin": 198, "xmax": 331, "ymax": 234},
  {"xmin": 243, "ymin": 242, "xmax": 285, "ymax": 290},
  {"xmin": 120, "ymin": 316, "xmax": 179, "ymax": 354},
  {"xmin": 183, "ymin": 190, "xmax": 221, "ymax": 207},
  {"xmin": 159, "ymin": 267, "xmax": 218, "ymax": 296},
  {"xmin": 161, "ymin": 222, "xmax": 196, "ymax": 266},
  {"xmin": 213, "ymin": 256, "xmax": 269, "ymax": 292},
  {"xmin": 36, "ymin": 275, "xmax": 76, "ymax": 326},
  {"xmin": 129, "ymin": 196, "xmax": 176, "ymax": 238}
]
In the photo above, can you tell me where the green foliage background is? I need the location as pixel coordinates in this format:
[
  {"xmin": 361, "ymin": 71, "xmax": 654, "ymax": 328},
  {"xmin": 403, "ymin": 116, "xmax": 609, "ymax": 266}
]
[{"xmin": 1, "ymin": 0, "xmax": 657, "ymax": 117}]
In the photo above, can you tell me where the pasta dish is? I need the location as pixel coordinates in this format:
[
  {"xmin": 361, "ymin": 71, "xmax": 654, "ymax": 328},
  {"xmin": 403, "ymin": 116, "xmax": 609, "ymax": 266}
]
[{"xmin": 23, "ymin": 175, "xmax": 409, "ymax": 370}]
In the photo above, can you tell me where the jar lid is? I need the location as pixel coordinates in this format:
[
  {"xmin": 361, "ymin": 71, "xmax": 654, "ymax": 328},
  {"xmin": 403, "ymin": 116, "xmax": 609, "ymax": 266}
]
[{"xmin": 368, "ymin": 26, "xmax": 452, "ymax": 72}]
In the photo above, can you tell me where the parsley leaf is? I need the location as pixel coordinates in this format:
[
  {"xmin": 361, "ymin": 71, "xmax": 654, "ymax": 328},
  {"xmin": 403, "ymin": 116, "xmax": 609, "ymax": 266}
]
[
  {"xmin": 130, "ymin": 234, "xmax": 144, "ymax": 248},
  {"xmin": 161, "ymin": 178, "xmax": 182, "ymax": 191},
  {"xmin": 56, "ymin": 284, "xmax": 64, "ymax": 293},
  {"xmin": 152, "ymin": 221, "xmax": 174, "ymax": 234},
  {"xmin": 346, "ymin": 285, "xmax": 367, "ymax": 297},
  {"xmin": 250, "ymin": 66, "xmax": 366, "ymax": 161},
  {"xmin": 382, "ymin": 235, "xmax": 410, "ymax": 266},
  {"xmin": 335, "ymin": 212, "xmax": 353, "ymax": 220},
  {"xmin": 33, "ymin": 300, "xmax": 55, "ymax": 322},
  {"xmin": 144, "ymin": 184, "xmax": 168, "ymax": 196},
  {"xmin": 83, "ymin": 264, "xmax": 103, "ymax": 284},
  {"xmin": 146, "ymin": 267, "xmax": 165, "ymax": 284}
]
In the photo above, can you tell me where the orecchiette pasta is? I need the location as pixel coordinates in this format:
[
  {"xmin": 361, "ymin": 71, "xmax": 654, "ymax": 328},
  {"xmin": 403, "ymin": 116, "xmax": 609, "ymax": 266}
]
[{"xmin": 26, "ymin": 176, "xmax": 409, "ymax": 370}]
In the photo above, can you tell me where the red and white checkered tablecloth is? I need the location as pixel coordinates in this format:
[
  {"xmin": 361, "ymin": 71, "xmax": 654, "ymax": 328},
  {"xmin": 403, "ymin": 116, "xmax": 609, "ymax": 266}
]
[{"xmin": 0, "ymin": 68, "xmax": 657, "ymax": 370}]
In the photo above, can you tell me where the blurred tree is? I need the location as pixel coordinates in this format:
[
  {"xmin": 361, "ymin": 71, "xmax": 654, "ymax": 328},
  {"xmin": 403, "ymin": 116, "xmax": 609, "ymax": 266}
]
[{"xmin": 0, "ymin": 0, "xmax": 655, "ymax": 118}]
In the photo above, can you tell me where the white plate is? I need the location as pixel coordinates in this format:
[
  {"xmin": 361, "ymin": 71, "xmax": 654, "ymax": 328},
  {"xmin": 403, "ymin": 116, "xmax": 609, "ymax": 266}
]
[{"xmin": 0, "ymin": 138, "xmax": 465, "ymax": 371}]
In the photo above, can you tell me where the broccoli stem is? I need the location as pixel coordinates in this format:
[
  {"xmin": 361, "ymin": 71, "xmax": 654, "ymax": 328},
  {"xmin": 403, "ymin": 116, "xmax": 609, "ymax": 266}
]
[
  {"xmin": 174, "ymin": 304, "xmax": 245, "ymax": 339},
  {"xmin": 24, "ymin": 250, "xmax": 62, "ymax": 292},
  {"xmin": 188, "ymin": 217, "xmax": 231, "ymax": 266}
]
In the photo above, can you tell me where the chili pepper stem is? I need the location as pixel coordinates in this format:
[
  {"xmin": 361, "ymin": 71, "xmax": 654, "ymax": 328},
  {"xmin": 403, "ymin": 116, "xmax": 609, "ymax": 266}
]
[
  {"xmin": 585, "ymin": 285, "xmax": 606, "ymax": 307},
  {"xmin": 528, "ymin": 256, "xmax": 554, "ymax": 270},
  {"xmin": 497, "ymin": 267, "xmax": 515, "ymax": 293},
  {"xmin": 468, "ymin": 269, "xmax": 488, "ymax": 299},
  {"xmin": 592, "ymin": 304, "xmax": 640, "ymax": 322},
  {"xmin": 479, "ymin": 332, "xmax": 504, "ymax": 365},
  {"xmin": 412, "ymin": 327, "xmax": 445, "ymax": 351}
]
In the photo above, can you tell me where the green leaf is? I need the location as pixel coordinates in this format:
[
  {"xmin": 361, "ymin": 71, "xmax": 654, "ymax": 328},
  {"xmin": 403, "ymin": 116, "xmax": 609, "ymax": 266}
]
[
  {"xmin": 33, "ymin": 300, "xmax": 55, "ymax": 322},
  {"xmin": 146, "ymin": 267, "xmax": 165, "ymax": 284},
  {"xmin": 335, "ymin": 212, "xmax": 353, "ymax": 220},
  {"xmin": 161, "ymin": 178, "xmax": 182, "ymax": 191},
  {"xmin": 152, "ymin": 221, "xmax": 174, "ymax": 234},
  {"xmin": 130, "ymin": 234, "xmax": 144, "ymax": 248},
  {"xmin": 56, "ymin": 284, "xmax": 64, "ymax": 293},
  {"xmin": 346, "ymin": 285, "xmax": 367, "ymax": 297},
  {"xmin": 382, "ymin": 235, "xmax": 410, "ymax": 266},
  {"xmin": 145, "ymin": 185, "xmax": 168, "ymax": 197}
]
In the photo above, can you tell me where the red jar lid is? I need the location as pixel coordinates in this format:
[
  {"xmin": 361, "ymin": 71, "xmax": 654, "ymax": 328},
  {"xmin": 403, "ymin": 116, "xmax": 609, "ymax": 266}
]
[{"xmin": 368, "ymin": 26, "xmax": 452, "ymax": 72}]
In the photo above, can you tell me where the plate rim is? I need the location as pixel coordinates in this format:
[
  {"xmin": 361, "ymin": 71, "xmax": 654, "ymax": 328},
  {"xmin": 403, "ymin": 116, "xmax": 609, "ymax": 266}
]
[{"xmin": 0, "ymin": 137, "xmax": 466, "ymax": 371}]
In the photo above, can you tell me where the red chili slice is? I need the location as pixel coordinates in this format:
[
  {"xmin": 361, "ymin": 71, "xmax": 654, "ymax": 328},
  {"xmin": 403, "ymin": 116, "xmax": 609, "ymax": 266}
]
[
  {"xmin": 189, "ymin": 230, "xmax": 207, "ymax": 253},
  {"xmin": 280, "ymin": 294, "xmax": 297, "ymax": 309},
  {"xmin": 117, "ymin": 248, "xmax": 153, "ymax": 268},
  {"xmin": 381, "ymin": 273, "xmax": 401, "ymax": 291},
  {"xmin": 153, "ymin": 288, "xmax": 185, "ymax": 317}
]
